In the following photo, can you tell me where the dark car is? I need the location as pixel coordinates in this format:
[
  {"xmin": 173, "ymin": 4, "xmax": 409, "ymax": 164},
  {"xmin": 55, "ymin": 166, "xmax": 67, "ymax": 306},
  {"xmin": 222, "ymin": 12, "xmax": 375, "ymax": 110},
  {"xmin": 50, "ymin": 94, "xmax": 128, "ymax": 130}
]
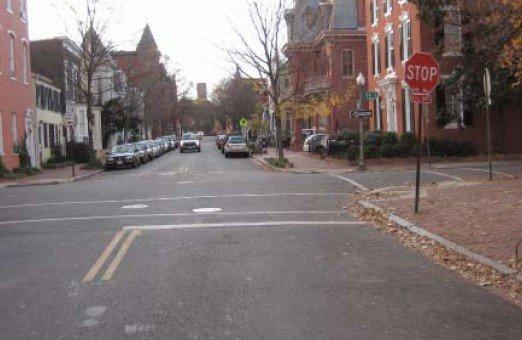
[{"xmin": 105, "ymin": 144, "xmax": 141, "ymax": 170}]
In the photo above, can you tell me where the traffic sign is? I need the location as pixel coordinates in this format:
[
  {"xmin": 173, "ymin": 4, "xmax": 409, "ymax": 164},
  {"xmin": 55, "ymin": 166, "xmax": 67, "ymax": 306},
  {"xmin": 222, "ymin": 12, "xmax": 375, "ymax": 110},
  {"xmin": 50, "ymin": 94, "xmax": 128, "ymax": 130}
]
[
  {"xmin": 405, "ymin": 52, "xmax": 440, "ymax": 94},
  {"xmin": 411, "ymin": 93, "xmax": 433, "ymax": 104},
  {"xmin": 364, "ymin": 91, "xmax": 378, "ymax": 101},
  {"xmin": 483, "ymin": 68, "xmax": 492, "ymax": 106},
  {"xmin": 350, "ymin": 110, "xmax": 373, "ymax": 119}
]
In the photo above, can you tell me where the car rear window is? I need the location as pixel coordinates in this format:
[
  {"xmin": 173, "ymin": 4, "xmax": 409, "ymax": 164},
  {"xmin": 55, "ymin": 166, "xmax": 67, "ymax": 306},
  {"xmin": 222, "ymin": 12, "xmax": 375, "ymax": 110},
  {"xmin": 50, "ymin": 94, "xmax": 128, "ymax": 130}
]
[{"xmin": 229, "ymin": 136, "xmax": 245, "ymax": 143}]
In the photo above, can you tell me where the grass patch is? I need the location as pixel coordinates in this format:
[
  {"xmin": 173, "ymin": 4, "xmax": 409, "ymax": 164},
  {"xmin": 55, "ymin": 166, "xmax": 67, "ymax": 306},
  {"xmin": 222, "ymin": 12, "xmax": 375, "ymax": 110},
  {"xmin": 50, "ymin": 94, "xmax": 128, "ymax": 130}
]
[{"xmin": 266, "ymin": 157, "xmax": 294, "ymax": 169}]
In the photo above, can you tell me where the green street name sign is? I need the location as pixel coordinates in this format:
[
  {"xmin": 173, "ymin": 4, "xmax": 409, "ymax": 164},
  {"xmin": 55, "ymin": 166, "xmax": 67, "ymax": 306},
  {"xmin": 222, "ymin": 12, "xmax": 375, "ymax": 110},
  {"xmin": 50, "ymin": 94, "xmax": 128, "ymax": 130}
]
[{"xmin": 365, "ymin": 91, "xmax": 378, "ymax": 101}]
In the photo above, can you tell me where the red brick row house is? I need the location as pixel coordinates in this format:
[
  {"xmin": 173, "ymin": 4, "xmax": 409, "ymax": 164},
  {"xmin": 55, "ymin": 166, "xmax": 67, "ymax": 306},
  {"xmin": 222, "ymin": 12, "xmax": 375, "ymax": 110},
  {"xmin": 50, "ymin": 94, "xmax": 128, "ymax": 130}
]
[
  {"xmin": 283, "ymin": 0, "xmax": 368, "ymax": 149},
  {"xmin": 0, "ymin": 0, "xmax": 33, "ymax": 170},
  {"xmin": 364, "ymin": 0, "xmax": 522, "ymax": 152}
]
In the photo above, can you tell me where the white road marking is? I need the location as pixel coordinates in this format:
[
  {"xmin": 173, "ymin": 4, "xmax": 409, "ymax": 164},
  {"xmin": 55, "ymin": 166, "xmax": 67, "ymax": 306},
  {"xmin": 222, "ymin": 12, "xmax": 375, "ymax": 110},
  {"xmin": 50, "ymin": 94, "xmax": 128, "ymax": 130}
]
[
  {"xmin": 124, "ymin": 220, "xmax": 363, "ymax": 231},
  {"xmin": 329, "ymin": 174, "xmax": 369, "ymax": 191},
  {"xmin": 192, "ymin": 208, "xmax": 222, "ymax": 213},
  {"xmin": 0, "ymin": 192, "xmax": 347, "ymax": 210},
  {"xmin": 461, "ymin": 167, "xmax": 515, "ymax": 178},
  {"xmin": 0, "ymin": 211, "xmax": 347, "ymax": 226},
  {"xmin": 121, "ymin": 204, "xmax": 149, "ymax": 209},
  {"xmin": 424, "ymin": 171, "xmax": 463, "ymax": 182}
]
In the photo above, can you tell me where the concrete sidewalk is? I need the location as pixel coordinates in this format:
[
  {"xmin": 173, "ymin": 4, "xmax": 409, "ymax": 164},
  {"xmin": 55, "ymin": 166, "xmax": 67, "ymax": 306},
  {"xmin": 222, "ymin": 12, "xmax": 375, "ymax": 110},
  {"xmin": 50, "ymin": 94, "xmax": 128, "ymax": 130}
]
[
  {"xmin": 0, "ymin": 165, "xmax": 103, "ymax": 188},
  {"xmin": 258, "ymin": 148, "xmax": 354, "ymax": 173}
]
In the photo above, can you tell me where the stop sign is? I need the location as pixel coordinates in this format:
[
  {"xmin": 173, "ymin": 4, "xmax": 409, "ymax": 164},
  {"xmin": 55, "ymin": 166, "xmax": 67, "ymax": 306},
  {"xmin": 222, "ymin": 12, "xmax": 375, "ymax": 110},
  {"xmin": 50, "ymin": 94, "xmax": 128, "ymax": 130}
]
[{"xmin": 404, "ymin": 52, "xmax": 440, "ymax": 94}]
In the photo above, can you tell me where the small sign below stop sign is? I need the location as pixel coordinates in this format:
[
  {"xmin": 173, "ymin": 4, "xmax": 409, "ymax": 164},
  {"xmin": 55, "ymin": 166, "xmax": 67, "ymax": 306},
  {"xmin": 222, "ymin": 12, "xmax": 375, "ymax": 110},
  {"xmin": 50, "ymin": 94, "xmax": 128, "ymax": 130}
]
[{"xmin": 405, "ymin": 52, "xmax": 440, "ymax": 94}]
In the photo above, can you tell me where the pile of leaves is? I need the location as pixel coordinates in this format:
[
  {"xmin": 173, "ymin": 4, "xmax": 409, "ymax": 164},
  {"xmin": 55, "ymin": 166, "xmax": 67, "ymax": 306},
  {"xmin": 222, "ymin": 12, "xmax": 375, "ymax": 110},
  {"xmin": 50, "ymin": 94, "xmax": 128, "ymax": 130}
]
[
  {"xmin": 265, "ymin": 157, "xmax": 294, "ymax": 169},
  {"xmin": 348, "ymin": 193, "xmax": 521, "ymax": 306}
]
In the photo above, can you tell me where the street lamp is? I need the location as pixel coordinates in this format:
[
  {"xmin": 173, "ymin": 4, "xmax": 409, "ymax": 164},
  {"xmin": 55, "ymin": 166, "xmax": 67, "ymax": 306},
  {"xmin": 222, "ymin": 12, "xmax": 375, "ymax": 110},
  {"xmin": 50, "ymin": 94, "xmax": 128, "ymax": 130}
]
[{"xmin": 356, "ymin": 73, "xmax": 366, "ymax": 170}]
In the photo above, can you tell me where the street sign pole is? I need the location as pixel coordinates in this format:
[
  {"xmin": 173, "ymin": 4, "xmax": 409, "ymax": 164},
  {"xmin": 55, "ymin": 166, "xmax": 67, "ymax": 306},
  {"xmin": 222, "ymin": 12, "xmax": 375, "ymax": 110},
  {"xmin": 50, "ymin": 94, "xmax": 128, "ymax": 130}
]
[
  {"xmin": 415, "ymin": 103, "xmax": 424, "ymax": 214},
  {"xmin": 484, "ymin": 68, "xmax": 493, "ymax": 181}
]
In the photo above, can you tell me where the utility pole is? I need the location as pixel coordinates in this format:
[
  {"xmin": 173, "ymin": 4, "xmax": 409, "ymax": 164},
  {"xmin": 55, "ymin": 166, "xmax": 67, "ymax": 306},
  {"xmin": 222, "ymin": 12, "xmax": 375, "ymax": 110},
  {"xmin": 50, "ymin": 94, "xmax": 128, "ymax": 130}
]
[
  {"xmin": 484, "ymin": 68, "xmax": 493, "ymax": 181},
  {"xmin": 356, "ymin": 73, "xmax": 366, "ymax": 170}
]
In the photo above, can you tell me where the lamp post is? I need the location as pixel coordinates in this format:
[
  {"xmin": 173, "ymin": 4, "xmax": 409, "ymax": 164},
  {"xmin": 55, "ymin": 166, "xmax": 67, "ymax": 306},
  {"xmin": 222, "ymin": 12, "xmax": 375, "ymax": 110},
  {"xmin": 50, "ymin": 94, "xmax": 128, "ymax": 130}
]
[{"xmin": 356, "ymin": 73, "xmax": 366, "ymax": 170}]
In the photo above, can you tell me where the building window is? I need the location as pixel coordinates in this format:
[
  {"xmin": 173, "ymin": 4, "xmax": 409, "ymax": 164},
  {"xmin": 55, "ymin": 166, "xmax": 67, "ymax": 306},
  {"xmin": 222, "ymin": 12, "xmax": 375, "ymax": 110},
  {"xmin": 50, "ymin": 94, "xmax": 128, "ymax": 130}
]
[
  {"xmin": 436, "ymin": 79, "xmax": 464, "ymax": 128},
  {"xmin": 19, "ymin": 0, "xmax": 27, "ymax": 20},
  {"xmin": 6, "ymin": 0, "xmax": 13, "ymax": 12},
  {"xmin": 402, "ymin": 86, "xmax": 413, "ymax": 132},
  {"xmin": 8, "ymin": 33, "xmax": 15, "ymax": 79},
  {"xmin": 372, "ymin": 38, "xmax": 381, "ymax": 76},
  {"xmin": 22, "ymin": 42, "xmax": 28, "ymax": 83},
  {"xmin": 374, "ymin": 96, "xmax": 382, "ymax": 131},
  {"xmin": 400, "ymin": 18, "xmax": 412, "ymax": 61},
  {"xmin": 341, "ymin": 50, "xmax": 354, "ymax": 77},
  {"xmin": 0, "ymin": 111, "xmax": 3, "ymax": 155},
  {"xmin": 443, "ymin": 6, "xmax": 463, "ymax": 56},
  {"xmin": 370, "ymin": 0, "xmax": 379, "ymax": 26},
  {"xmin": 38, "ymin": 123, "xmax": 42, "ymax": 145},
  {"xmin": 384, "ymin": 0, "xmax": 393, "ymax": 16},
  {"xmin": 385, "ymin": 29, "xmax": 395, "ymax": 70},
  {"xmin": 12, "ymin": 113, "xmax": 18, "ymax": 154},
  {"xmin": 43, "ymin": 123, "xmax": 49, "ymax": 148}
]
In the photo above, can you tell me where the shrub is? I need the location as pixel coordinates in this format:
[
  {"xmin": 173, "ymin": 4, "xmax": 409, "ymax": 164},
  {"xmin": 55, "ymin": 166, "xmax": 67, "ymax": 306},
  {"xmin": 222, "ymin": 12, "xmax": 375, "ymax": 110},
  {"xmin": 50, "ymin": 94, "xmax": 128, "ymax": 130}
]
[
  {"xmin": 379, "ymin": 144, "xmax": 402, "ymax": 158},
  {"xmin": 364, "ymin": 145, "xmax": 380, "ymax": 159},
  {"xmin": 399, "ymin": 132, "xmax": 418, "ymax": 157},
  {"xmin": 337, "ymin": 130, "xmax": 359, "ymax": 143},
  {"xmin": 66, "ymin": 142, "xmax": 91, "ymax": 163},
  {"xmin": 381, "ymin": 132, "xmax": 399, "ymax": 145},
  {"xmin": 365, "ymin": 131, "xmax": 384, "ymax": 148},
  {"xmin": 427, "ymin": 138, "xmax": 476, "ymax": 158},
  {"xmin": 50, "ymin": 144, "xmax": 65, "ymax": 163}
]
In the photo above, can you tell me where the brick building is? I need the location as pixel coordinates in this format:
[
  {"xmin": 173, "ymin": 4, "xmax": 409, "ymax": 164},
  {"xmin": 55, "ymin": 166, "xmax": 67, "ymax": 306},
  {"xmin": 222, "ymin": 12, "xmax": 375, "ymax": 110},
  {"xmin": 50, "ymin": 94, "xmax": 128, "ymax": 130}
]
[
  {"xmin": 364, "ymin": 0, "xmax": 522, "ymax": 152},
  {"xmin": 0, "ymin": 0, "xmax": 33, "ymax": 170},
  {"xmin": 113, "ymin": 25, "xmax": 177, "ymax": 138},
  {"xmin": 283, "ymin": 0, "xmax": 368, "ymax": 149}
]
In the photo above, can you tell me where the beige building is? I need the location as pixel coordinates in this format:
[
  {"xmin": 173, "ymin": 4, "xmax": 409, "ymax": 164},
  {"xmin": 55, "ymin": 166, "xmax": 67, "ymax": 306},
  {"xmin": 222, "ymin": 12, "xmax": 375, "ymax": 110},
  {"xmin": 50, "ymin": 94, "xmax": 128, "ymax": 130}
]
[{"xmin": 34, "ymin": 74, "xmax": 65, "ymax": 166}]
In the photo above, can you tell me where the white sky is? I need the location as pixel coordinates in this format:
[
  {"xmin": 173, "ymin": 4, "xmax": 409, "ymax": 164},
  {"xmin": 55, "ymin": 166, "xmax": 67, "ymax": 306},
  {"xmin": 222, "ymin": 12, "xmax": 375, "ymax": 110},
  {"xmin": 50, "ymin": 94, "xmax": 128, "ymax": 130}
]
[{"xmin": 29, "ymin": 0, "xmax": 276, "ymax": 97}]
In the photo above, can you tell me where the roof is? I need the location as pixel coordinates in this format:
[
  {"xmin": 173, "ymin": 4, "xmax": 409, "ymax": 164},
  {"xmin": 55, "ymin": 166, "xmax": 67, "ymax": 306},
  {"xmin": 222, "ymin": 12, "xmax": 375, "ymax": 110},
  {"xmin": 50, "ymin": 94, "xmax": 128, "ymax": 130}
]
[{"xmin": 137, "ymin": 24, "xmax": 158, "ymax": 53}]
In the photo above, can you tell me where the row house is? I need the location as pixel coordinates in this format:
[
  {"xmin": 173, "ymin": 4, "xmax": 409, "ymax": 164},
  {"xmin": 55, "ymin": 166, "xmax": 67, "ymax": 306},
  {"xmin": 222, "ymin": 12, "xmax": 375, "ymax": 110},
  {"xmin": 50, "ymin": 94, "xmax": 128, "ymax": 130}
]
[
  {"xmin": 283, "ymin": 0, "xmax": 367, "ymax": 149},
  {"xmin": 113, "ymin": 25, "xmax": 175, "ymax": 139},
  {"xmin": 364, "ymin": 0, "xmax": 522, "ymax": 152},
  {"xmin": 33, "ymin": 73, "xmax": 65, "ymax": 166},
  {"xmin": 0, "ymin": 0, "xmax": 33, "ymax": 170}
]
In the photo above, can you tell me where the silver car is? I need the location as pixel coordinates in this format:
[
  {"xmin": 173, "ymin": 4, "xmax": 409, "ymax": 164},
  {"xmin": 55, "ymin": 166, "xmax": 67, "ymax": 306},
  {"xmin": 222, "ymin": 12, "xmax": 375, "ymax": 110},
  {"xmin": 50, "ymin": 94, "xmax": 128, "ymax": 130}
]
[
  {"xmin": 224, "ymin": 135, "xmax": 250, "ymax": 158},
  {"xmin": 105, "ymin": 144, "xmax": 141, "ymax": 169}
]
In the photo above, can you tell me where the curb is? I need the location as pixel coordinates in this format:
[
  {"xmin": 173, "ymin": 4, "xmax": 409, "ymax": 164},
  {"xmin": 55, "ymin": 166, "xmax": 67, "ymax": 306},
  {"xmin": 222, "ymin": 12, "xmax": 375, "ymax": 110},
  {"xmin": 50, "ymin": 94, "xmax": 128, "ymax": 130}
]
[
  {"xmin": 0, "ymin": 170, "xmax": 103, "ymax": 188},
  {"xmin": 358, "ymin": 200, "xmax": 521, "ymax": 282},
  {"xmin": 251, "ymin": 157, "xmax": 288, "ymax": 173}
]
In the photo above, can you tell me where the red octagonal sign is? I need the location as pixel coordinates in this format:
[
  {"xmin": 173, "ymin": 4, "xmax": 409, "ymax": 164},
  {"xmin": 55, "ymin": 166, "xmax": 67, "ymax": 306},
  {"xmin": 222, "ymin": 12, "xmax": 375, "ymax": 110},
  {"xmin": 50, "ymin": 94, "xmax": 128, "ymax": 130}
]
[{"xmin": 404, "ymin": 52, "xmax": 440, "ymax": 94}]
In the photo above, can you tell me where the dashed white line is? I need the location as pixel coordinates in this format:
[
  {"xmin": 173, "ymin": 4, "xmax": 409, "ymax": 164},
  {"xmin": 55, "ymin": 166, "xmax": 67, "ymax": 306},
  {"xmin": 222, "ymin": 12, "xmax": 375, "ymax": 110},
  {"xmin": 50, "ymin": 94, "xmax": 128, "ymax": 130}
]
[{"xmin": 424, "ymin": 171, "xmax": 462, "ymax": 182}]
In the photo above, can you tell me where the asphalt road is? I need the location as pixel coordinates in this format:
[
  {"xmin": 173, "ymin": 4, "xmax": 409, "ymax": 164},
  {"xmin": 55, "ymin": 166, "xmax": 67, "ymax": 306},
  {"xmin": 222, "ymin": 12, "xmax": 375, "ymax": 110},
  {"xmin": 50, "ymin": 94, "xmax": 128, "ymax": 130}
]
[{"xmin": 0, "ymin": 138, "xmax": 520, "ymax": 339}]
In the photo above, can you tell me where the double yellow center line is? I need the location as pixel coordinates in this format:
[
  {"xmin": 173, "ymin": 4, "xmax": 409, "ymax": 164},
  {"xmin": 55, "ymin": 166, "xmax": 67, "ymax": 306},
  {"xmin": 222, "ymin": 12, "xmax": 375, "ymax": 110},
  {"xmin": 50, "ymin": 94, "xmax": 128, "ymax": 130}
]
[{"xmin": 83, "ymin": 229, "xmax": 142, "ymax": 283}]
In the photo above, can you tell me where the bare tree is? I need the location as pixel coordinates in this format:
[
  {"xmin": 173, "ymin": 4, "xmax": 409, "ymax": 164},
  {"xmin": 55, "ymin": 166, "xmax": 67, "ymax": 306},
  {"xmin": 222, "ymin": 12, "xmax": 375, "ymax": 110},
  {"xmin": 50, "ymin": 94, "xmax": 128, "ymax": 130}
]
[
  {"xmin": 66, "ymin": 0, "xmax": 116, "ymax": 153},
  {"xmin": 226, "ymin": 0, "xmax": 288, "ymax": 159}
]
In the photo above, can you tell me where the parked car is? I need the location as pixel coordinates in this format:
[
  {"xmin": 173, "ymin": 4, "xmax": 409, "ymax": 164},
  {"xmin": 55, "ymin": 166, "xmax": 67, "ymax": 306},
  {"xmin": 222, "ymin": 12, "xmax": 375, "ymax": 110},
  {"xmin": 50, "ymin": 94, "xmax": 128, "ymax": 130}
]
[
  {"xmin": 147, "ymin": 140, "xmax": 160, "ymax": 158},
  {"xmin": 224, "ymin": 135, "xmax": 250, "ymax": 158},
  {"xmin": 179, "ymin": 133, "xmax": 201, "ymax": 153},
  {"xmin": 105, "ymin": 144, "xmax": 141, "ymax": 170},
  {"xmin": 154, "ymin": 139, "xmax": 166, "ymax": 155},
  {"xmin": 164, "ymin": 135, "xmax": 178, "ymax": 150},
  {"xmin": 135, "ymin": 141, "xmax": 152, "ymax": 163},
  {"xmin": 303, "ymin": 134, "xmax": 329, "ymax": 153}
]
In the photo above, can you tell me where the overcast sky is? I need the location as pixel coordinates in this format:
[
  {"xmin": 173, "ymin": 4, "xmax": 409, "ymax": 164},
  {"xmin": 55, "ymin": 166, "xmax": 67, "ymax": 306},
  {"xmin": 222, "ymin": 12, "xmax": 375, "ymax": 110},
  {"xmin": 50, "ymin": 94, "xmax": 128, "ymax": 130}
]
[{"xmin": 29, "ymin": 0, "xmax": 278, "ymax": 97}]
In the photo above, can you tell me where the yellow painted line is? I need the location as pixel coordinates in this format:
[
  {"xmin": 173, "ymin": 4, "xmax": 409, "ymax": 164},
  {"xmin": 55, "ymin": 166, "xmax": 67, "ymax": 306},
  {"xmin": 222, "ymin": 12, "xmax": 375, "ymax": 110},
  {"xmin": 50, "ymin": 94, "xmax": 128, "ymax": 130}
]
[
  {"xmin": 82, "ymin": 230, "xmax": 127, "ymax": 282},
  {"xmin": 101, "ymin": 229, "xmax": 142, "ymax": 282}
]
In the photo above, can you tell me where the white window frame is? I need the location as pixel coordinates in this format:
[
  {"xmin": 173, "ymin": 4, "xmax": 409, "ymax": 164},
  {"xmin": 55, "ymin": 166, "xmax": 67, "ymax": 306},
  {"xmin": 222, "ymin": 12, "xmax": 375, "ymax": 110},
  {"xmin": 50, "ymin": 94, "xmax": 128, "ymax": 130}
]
[
  {"xmin": 0, "ymin": 111, "xmax": 4, "ymax": 156},
  {"xmin": 371, "ymin": 0, "xmax": 379, "ymax": 27},
  {"xmin": 8, "ymin": 31, "xmax": 16, "ymax": 80},
  {"xmin": 400, "ymin": 13, "xmax": 411, "ymax": 62},
  {"xmin": 19, "ymin": 0, "xmax": 27, "ymax": 21},
  {"xmin": 403, "ymin": 84, "xmax": 413, "ymax": 132},
  {"xmin": 12, "ymin": 113, "xmax": 18, "ymax": 154},
  {"xmin": 341, "ymin": 49, "xmax": 354, "ymax": 78},
  {"xmin": 6, "ymin": 0, "xmax": 13, "ymax": 13},
  {"xmin": 385, "ymin": 25, "xmax": 394, "ymax": 71},
  {"xmin": 21, "ymin": 39, "xmax": 28, "ymax": 84},
  {"xmin": 372, "ymin": 34, "xmax": 380, "ymax": 76},
  {"xmin": 398, "ymin": 0, "xmax": 409, "ymax": 5},
  {"xmin": 384, "ymin": 0, "xmax": 393, "ymax": 17},
  {"xmin": 375, "ymin": 95, "xmax": 382, "ymax": 131}
]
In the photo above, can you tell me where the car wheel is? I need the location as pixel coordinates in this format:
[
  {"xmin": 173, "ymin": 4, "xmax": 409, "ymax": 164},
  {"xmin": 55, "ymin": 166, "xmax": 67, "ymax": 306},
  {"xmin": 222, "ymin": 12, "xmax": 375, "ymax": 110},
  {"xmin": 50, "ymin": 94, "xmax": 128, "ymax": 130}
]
[
  {"xmin": 198, "ymin": 149, "xmax": 201, "ymax": 153},
  {"xmin": 225, "ymin": 153, "xmax": 229, "ymax": 158}
]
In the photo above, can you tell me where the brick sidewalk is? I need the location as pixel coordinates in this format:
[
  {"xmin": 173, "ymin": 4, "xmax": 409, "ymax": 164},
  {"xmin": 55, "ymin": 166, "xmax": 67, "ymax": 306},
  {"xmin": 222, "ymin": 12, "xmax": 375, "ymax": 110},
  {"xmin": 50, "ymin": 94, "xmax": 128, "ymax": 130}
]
[{"xmin": 0, "ymin": 165, "xmax": 102, "ymax": 187}]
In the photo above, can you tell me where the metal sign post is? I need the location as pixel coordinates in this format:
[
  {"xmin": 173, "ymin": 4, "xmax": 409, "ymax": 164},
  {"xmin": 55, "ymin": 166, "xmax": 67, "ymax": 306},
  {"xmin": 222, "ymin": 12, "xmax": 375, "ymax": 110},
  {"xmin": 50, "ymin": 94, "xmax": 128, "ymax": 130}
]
[
  {"xmin": 405, "ymin": 52, "xmax": 440, "ymax": 214},
  {"xmin": 484, "ymin": 68, "xmax": 493, "ymax": 181}
]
